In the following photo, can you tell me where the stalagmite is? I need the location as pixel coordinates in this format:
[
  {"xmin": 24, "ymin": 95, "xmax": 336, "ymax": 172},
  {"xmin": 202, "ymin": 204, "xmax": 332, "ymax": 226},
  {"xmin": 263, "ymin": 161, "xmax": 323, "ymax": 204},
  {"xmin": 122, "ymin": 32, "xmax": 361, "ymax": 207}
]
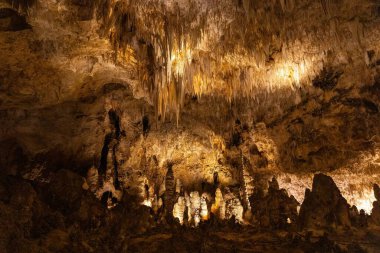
[
  {"xmin": 164, "ymin": 164, "xmax": 176, "ymax": 218},
  {"xmin": 200, "ymin": 196, "xmax": 208, "ymax": 221},
  {"xmin": 226, "ymin": 198, "xmax": 244, "ymax": 223},
  {"xmin": 299, "ymin": 174, "xmax": 351, "ymax": 229},
  {"xmin": 371, "ymin": 184, "xmax": 380, "ymax": 225},
  {"xmin": 211, "ymin": 188, "xmax": 226, "ymax": 220},
  {"xmin": 190, "ymin": 191, "xmax": 201, "ymax": 225},
  {"xmin": 173, "ymin": 196, "xmax": 186, "ymax": 224},
  {"xmin": 224, "ymin": 188, "xmax": 244, "ymax": 223},
  {"xmin": 240, "ymin": 152, "xmax": 253, "ymax": 211}
]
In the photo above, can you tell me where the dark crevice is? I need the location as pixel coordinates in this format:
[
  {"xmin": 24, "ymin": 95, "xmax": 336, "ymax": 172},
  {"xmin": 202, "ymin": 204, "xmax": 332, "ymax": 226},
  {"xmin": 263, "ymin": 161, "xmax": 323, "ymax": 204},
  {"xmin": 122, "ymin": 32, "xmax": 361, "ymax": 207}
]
[
  {"xmin": 108, "ymin": 109, "xmax": 121, "ymax": 138},
  {"xmin": 343, "ymin": 98, "xmax": 379, "ymax": 114},
  {"xmin": 99, "ymin": 133, "xmax": 113, "ymax": 176},
  {"xmin": 102, "ymin": 83, "xmax": 126, "ymax": 94},
  {"xmin": 112, "ymin": 145, "xmax": 120, "ymax": 189},
  {"xmin": 98, "ymin": 110, "xmax": 123, "ymax": 191},
  {"xmin": 0, "ymin": 8, "xmax": 31, "ymax": 31},
  {"xmin": 312, "ymin": 68, "xmax": 343, "ymax": 91},
  {"xmin": 101, "ymin": 191, "xmax": 112, "ymax": 207},
  {"xmin": 142, "ymin": 115, "xmax": 150, "ymax": 136}
]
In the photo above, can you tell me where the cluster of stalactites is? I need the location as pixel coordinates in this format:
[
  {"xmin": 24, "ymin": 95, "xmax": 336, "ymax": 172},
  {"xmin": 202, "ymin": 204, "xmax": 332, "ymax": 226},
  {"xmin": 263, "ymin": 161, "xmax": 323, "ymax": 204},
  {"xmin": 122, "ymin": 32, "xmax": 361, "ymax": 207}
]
[
  {"xmin": 96, "ymin": 0, "xmax": 207, "ymax": 123},
  {"xmin": 97, "ymin": 0, "xmax": 373, "ymax": 122}
]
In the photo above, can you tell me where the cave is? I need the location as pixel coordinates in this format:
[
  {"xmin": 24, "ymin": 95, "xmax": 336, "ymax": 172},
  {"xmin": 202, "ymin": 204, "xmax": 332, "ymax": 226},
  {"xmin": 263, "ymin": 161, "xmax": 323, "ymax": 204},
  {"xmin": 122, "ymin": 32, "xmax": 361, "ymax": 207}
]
[{"xmin": 0, "ymin": 0, "xmax": 380, "ymax": 252}]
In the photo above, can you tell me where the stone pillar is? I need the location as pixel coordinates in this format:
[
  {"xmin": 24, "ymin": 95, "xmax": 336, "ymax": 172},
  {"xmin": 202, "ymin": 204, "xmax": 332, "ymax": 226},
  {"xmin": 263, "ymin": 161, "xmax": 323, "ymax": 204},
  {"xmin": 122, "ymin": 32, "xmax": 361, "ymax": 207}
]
[{"xmin": 164, "ymin": 164, "xmax": 175, "ymax": 219}]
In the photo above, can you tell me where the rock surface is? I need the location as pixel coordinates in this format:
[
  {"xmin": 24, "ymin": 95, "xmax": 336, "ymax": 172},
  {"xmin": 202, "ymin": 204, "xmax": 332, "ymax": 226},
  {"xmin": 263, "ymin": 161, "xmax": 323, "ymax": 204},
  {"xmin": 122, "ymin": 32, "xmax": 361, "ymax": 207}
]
[
  {"xmin": 372, "ymin": 184, "xmax": 380, "ymax": 225},
  {"xmin": 299, "ymin": 174, "xmax": 351, "ymax": 229},
  {"xmin": 0, "ymin": 0, "xmax": 380, "ymax": 252}
]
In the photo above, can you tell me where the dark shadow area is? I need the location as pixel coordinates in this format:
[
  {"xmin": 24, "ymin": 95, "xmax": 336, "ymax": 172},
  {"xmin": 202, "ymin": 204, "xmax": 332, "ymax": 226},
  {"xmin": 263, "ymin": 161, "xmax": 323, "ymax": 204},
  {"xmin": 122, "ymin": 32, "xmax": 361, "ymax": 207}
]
[
  {"xmin": 98, "ymin": 133, "xmax": 113, "ymax": 176},
  {"xmin": 0, "ymin": 8, "xmax": 31, "ymax": 31}
]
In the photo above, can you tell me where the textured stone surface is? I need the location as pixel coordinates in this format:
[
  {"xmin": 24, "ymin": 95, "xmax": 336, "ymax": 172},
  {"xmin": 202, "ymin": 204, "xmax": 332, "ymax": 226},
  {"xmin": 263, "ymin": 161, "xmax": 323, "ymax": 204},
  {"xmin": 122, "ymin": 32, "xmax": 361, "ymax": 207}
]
[
  {"xmin": 372, "ymin": 184, "xmax": 380, "ymax": 225},
  {"xmin": 0, "ymin": 0, "xmax": 380, "ymax": 251},
  {"xmin": 299, "ymin": 174, "xmax": 351, "ymax": 229}
]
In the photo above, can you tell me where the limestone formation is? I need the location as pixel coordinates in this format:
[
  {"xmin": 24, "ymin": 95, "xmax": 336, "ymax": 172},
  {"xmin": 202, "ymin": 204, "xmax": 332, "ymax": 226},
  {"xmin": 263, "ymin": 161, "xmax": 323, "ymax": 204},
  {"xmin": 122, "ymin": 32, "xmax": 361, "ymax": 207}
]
[
  {"xmin": 164, "ymin": 164, "xmax": 175, "ymax": 219},
  {"xmin": 250, "ymin": 177, "xmax": 299, "ymax": 229},
  {"xmin": 0, "ymin": 0, "xmax": 380, "ymax": 251},
  {"xmin": 299, "ymin": 174, "xmax": 351, "ymax": 229},
  {"xmin": 173, "ymin": 196, "xmax": 186, "ymax": 225},
  {"xmin": 200, "ymin": 196, "xmax": 208, "ymax": 221},
  {"xmin": 190, "ymin": 191, "xmax": 201, "ymax": 226},
  {"xmin": 371, "ymin": 184, "xmax": 380, "ymax": 225}
]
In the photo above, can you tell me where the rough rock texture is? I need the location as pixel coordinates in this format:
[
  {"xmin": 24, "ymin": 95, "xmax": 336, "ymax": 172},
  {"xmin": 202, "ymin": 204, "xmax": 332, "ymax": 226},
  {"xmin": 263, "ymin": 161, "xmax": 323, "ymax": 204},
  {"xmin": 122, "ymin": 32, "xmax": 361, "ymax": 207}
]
[
  {"xmin": 0, "ymin": 169, "xmax": 158, "ymax": 253},
  {"xmin": 372, "ymin": 184, "xmax": 380, "ymax": 225},
  {"xmin": 0, "ymin": 0, "xmax": 379, "ymax": 214},
  {"xmin": 249, "ymin": 177, "xmax": 299, "ymax": 229},
  {"xmin": 299, "ymin": 174, "xmax": 351, "ymax": 229},
  {"xmin": 0, "ymin": 0, "xmax": 380, "ymax": 251}
]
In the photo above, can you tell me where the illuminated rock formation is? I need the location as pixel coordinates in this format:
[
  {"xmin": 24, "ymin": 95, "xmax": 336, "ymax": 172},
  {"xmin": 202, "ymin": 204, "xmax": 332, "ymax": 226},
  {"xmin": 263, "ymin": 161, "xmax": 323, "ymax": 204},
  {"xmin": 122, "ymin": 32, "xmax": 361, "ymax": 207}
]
[
  {"xmin": 190, "ymin": 191, "xmax": 201, "ymax": 226},
  {"xmin": 200, "ymin": 196, "xmax": 209, "ymax": 221},
  {"xmin": 173, "ymin": 196, "xmax": 186, "ymax": 225},
  {"xmin": 0, "ymin": 0, "xmax": 379, "ymax": 251},
  {"xmin": 211, "ymin": 188, "xmax": 225, "ymax": 220},
  {"xmin": 224, "ymin": 188, "xmax": 244, "ymax": 223}
]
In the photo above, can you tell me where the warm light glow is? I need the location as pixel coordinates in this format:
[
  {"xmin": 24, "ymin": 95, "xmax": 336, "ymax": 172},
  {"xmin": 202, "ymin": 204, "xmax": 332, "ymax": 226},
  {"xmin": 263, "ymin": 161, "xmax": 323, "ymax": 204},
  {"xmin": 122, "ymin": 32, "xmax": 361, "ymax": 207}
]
[
  {"xmin": 277, "ymin": 173, "xmax": 378, "ymax": 214},
  {"xmin": 346, "ymin": 188, "xmax": 376, "ymax": 214},
  {"xmin": 200, "ymin": 197, "xmax": 209, "ymax": 221},
  {"xmin": 142, "ymin": 199, "xmax": 152, "ymax": 207},
  {"xmin": 170, "ymin": 47, "xmax": 192, "ymax": 76},
  {"xmin": 275, "ymin": 61, "xmax": 309, "ymax": 87}
]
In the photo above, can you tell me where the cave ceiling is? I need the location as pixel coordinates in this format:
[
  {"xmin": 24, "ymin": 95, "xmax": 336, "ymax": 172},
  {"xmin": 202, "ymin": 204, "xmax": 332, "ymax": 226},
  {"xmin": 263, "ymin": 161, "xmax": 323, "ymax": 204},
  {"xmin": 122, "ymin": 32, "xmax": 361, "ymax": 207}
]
[{"xmin": 0, "ymin": 0, "xmax": 380, "ymax": 211}]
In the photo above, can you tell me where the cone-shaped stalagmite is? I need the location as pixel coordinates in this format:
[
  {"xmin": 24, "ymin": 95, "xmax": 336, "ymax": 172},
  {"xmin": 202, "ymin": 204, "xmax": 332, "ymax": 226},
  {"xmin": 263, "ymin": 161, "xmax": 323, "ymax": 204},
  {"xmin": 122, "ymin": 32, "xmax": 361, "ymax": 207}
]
[
  {"xmin": 299, "ymin": 174, "xmax": 351, "ymax": 229},
  {"xmin": 164, "ymin": 163, "xmax": 176, "ymax": 220},
  {"xmin": 371, "ymin": 184, "xmax": 380, "ymax": 225}
]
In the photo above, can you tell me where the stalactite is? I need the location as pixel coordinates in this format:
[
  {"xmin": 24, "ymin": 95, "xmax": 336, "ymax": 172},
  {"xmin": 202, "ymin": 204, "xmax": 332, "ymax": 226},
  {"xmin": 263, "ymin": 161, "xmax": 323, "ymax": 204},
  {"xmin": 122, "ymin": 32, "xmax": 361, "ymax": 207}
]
[{"xmin": 95, "ymin": 0, "xmax": 363, "ymax": 122}]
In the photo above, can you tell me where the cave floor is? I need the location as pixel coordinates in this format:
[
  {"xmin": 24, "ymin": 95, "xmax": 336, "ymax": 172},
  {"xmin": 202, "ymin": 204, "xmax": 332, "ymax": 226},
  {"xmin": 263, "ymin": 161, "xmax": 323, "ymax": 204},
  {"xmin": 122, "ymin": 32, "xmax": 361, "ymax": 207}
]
[{"xmin": 126, "ymin": 227, "xmax": 380, "ymax": 253}]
